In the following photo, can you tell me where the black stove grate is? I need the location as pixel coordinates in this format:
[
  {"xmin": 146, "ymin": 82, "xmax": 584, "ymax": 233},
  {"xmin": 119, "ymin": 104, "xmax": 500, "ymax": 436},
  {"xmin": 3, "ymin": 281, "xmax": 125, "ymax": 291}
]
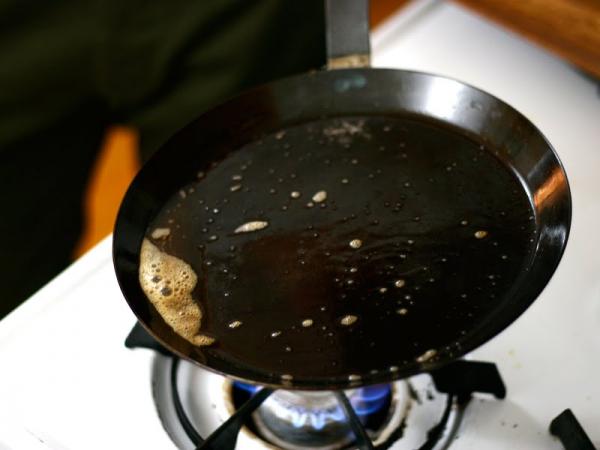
[
  {"xmin": 167, "ymin": 354, "xmax": 464, "ymax": 450},
  {"xmin": 126, "ymin": 323, "xmax": 502, "ymax": 449},
  {"xmin": 550, "ymin": 409, "xmax": 596, "ymax": 450},
  {"xmin": 125, "ymin": 322, "xmax": 594, "ymax": 450}
]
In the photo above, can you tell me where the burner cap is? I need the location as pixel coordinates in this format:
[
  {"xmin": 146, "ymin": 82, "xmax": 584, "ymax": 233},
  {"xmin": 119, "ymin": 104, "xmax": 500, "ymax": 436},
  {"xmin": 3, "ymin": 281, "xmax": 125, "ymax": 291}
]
[{"xmin": 236, "ymin": 384, "xmax": 391, "ymax": 449}]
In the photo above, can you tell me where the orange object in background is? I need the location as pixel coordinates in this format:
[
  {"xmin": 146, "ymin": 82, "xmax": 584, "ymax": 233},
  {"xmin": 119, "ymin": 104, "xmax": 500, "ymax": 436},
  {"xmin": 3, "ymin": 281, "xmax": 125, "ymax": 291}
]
[
  {"xmin": 74, "ymin": 126, "xmax": 140, "ymax": 257},
  {"xmin": 371, "ymin": 0, "xmax": 411, "ymax": 27}
]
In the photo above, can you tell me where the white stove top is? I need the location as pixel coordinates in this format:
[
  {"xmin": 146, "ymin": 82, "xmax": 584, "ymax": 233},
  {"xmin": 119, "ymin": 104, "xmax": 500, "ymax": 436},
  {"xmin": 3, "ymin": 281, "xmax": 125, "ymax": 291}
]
[{"xmin": 1, "ymin": 1, "xmax": 599, "ymax": 449}]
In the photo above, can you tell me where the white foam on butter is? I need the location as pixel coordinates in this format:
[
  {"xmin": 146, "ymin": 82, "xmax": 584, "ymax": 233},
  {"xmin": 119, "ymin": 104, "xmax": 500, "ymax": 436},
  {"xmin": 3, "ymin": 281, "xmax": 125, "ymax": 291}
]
[
  {"xmin": 151, "ymin": 228, "xmax": 171, "ymax": 239},
  {"xmin": 139, "ymin": 239, "xmax": 212, "ymax": 346}
]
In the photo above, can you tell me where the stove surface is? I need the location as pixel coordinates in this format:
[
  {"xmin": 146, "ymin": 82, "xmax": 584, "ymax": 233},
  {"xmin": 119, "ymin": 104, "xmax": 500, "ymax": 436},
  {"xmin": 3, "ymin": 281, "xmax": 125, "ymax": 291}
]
[{"xmin": 1, "ymin": 1, "xmax": 599, "ymax": 449}]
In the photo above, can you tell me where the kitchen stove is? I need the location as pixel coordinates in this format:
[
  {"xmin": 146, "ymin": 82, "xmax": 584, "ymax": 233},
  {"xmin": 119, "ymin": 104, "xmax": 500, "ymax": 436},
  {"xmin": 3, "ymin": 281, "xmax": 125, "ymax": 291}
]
[
  {"xmin": 1, "ymin": 1, "xmax": 599, "ymax": 449},
  {"xmin": 129, "ymin": 324, "xmax": 592, "ymax": 449},
  {"xmin": 130, "ymin": 323, "xmax": 489, "ymax": 449}
]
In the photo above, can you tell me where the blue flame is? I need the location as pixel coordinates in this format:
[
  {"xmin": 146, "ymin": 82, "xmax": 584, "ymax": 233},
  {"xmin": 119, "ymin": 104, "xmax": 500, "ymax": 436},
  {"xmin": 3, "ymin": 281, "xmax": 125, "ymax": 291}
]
[
  {"xmin": 350, "ymin": 384, "xmax": 391, "ymax": 415},
  {"xmin": 290, "ymin": 406, "xmax": 346, "ymax": 430},
  {"xmin": 234, "ymin": 382, "xmax": 391, "ymax": 429},
  {"xmin": 235, "ymin": 382, "xmax": 260, "ymax": 394}
]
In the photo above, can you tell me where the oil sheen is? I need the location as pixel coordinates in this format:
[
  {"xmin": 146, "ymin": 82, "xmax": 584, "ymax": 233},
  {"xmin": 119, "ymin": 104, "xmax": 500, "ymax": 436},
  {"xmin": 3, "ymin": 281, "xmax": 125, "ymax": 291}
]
[{"xmin": 141, "ymin": 116, "xmax": 537, "ymax": 381}]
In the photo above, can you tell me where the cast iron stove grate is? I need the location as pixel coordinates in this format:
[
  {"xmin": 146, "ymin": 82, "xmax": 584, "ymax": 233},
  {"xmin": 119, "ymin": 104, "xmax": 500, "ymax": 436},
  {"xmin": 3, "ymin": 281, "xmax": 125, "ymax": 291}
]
[
  {"xmin": 126, "ymin": 323, "xmax": 595, "ymax": 449},
  {"xmin": 125, "ymin": 322, "xmax": 538, "ymax": 449}
]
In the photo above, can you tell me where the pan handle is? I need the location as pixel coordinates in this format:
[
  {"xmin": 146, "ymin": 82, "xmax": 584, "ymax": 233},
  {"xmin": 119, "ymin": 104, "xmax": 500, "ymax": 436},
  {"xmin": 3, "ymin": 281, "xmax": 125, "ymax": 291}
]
[{"xmin": 325, "ymin": 0, "xmax": 371, "ymax": 69}]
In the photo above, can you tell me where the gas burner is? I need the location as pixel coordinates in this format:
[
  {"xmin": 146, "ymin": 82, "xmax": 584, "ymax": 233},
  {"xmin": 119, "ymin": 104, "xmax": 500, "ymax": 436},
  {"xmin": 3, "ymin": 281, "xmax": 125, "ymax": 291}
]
[
  {"xmin": 232, "ymin": 382, "xmax": 396, "ymax": 449},
  {"xmin": 150, "ymin": 355, "xmax": 464, "ymax": 450},
  {"xmin": 125, "ymin": 323, "xmax": 506, "ymax": 449}
]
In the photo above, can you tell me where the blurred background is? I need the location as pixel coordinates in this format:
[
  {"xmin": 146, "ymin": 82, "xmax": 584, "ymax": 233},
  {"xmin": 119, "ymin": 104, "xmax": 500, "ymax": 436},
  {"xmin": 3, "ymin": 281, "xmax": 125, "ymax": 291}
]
[
  {"xmin": 73, "ymin": 0, "xmax": 409, "ymax": 256},
  {"xmin": 75, "ymin": 0, "xmax": 599, "ymax": 257}
]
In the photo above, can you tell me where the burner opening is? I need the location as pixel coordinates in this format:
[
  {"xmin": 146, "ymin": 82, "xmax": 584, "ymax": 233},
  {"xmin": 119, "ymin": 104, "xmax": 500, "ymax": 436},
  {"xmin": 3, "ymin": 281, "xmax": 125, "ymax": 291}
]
[{"xmin": 233, "ymin": 382, "xmax": 393, "ymax": 449}]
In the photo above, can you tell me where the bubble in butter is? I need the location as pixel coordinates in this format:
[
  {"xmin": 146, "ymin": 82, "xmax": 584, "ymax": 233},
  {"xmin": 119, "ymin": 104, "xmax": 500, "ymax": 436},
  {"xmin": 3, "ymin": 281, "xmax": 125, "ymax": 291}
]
[{"xmin": 139, "ymin": 239, "xmax": 214, "ymax": 346}]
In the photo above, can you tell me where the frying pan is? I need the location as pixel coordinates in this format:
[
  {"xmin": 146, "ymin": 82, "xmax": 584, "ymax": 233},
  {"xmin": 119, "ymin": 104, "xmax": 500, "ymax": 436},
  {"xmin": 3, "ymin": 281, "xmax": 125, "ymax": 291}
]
[{"xmin": 113, "ymin": 0, "xmax": 571, "ymax": 390}]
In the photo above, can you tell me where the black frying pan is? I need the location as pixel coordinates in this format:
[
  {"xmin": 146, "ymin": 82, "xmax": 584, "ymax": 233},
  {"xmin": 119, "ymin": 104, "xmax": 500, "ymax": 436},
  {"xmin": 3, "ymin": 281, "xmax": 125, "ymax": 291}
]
[{"xmin": 113, "ymin": 0, "xmax": 571, "ymax": 390}]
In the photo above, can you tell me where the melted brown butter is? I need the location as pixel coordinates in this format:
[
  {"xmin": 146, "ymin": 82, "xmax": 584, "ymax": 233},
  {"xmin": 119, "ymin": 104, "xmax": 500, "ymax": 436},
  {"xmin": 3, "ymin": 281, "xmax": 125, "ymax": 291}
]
[{"xmin": 139, "ymin": 239, "xmax": 213, "ymax": 346}]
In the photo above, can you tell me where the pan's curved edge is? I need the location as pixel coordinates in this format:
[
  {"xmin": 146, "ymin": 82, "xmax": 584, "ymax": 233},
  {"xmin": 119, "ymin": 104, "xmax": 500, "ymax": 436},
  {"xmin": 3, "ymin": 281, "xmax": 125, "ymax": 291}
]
[{"xmin": 112, "ymin": 67, "xmax": 573, "ymax": 390}]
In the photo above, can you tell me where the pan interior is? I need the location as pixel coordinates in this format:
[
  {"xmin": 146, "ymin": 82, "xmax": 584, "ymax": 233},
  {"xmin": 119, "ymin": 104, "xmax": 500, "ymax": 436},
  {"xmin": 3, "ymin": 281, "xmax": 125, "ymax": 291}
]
[{"xmin": 141, "ymin": 116, "xmax": 536, "ymax": 384}]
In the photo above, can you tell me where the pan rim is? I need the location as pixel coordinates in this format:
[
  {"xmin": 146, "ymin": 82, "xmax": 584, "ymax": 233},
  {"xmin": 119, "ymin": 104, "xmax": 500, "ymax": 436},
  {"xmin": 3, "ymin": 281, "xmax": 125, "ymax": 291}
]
[{"xmin": 113, "ymin": 67, "xmax": 572, "ymax": 390}]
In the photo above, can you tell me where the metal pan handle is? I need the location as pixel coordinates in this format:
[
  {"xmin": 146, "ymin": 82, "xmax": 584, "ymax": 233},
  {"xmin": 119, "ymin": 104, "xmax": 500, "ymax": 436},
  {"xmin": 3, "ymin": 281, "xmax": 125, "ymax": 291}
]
[{"xmin": 326, "ymin": 0, "xmax": 371, "ymax": 69}]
